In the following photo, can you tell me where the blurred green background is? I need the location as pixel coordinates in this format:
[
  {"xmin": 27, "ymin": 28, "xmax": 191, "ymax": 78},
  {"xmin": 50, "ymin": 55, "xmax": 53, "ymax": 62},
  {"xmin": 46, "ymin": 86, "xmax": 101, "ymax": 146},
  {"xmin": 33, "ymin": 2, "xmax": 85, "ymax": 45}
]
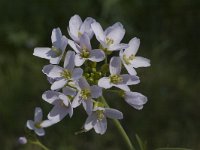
[{"xmin": 0, "ymin": 0, "xmax": 200, "ymax": 149}]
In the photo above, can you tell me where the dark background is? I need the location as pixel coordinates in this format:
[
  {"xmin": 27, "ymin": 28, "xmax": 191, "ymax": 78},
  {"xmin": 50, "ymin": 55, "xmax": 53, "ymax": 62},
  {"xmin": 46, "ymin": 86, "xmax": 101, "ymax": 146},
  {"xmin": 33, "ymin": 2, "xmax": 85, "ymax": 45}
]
[{"xmin": 0, "ymin": 0, "xmax": 200, "ymax": 149}]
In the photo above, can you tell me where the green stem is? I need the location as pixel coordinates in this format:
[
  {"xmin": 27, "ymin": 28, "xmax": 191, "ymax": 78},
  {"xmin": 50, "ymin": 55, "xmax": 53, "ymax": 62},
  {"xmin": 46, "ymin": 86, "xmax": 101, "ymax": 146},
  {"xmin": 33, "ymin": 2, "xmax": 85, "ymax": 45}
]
[
  {"xmin": 100, "ymin": 96, "xmax": 136, "ymax": 150},
  {"xmin": 30, "ymin": 140, "xmax": 49, "ymax": 150}
]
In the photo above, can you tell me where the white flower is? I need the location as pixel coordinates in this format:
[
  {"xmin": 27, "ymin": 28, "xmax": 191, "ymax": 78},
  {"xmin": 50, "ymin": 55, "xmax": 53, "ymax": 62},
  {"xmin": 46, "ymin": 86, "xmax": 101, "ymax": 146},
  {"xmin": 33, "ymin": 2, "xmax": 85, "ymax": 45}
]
[
  {"xmin": 71, "ymin": 77, "xmax": 102, "ymax": 114},
  {"xmin": 68, "ymin": 33, "xmax": 105, "ymax": 66},
  {"xmin": 26, "ymin": 107, "xmax": 53, "ymax": 136},
  {"xmin": 84, "ymin": 107, "xmax": 123, "ymax": 135},
  {"xmin": 33, "ymin": 28, "xmax": 68, "ymax": 64},
  {"xmin": 42, "ymin": 89, "xmax": 74, "ymax": 124},
  {"xmin": 98, "ymin": 57, "xmax": 140, "ymax": 91},
  {"xmin": 119, "ymin": 37, "xmax": 150, "ymax": 75},
  {"xmin": 18, "ymin": 137, "xmax": 27, "ymax": 144},
  {"xmin": 91, "ymin": 22, "xmax": 128, "ymax": 51},
  {"xmin": 124, "ymin": 91, "xmax": 148, "ymax": 110},
  {"xmin": 42, "ymin": 51, "xmax": 83, "ymax": 90},
  {"xmin": 68, "ymin": 14, "xmax": 96, "ymax": 43}
]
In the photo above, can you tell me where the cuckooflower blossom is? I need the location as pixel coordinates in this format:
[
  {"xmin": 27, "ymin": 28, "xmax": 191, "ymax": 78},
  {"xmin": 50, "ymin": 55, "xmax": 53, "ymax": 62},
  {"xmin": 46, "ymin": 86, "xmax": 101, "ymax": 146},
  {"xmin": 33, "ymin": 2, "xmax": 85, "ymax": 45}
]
[
  {"xmin": 68, "ymin": 14, "xmax": 96, "ymax": 43},
  {"xmin": 26, "ymin": 107, "xmax": 52, "ymax": 136},
  {"xmin": 68, "ymin": 33, "xmax": 105, "ymax": 66},
  {"xmin": 42, "ymin": 89, "xmax": 74, "ymax": 123},
  {"xmin": 124, "ymin": 91, "xmax": 148, "ymax": 110},
  {"xmin": 84, "ymin": 107, "xmax": 123, "ymax": 135},
  {"xmin": 42, "ymin": 51, "xmax": 83, "ymax": 90},
  {"xmin": 91, "ymin": 22, "xmax": 128, "ymax": 52},
  {"xmin": 72, "ymin": 77, "xmax": 102, "ymax": 114},
  {"xmin": 33, "ymin": 28, "xmax": 68, "ymax": 64},
  {"xmin": 98, "ymin": 57, "xmax": 140, "ymax": 91},
  {"xmin": 120, "ymin": 37, "xmax": 150, "ymax": 75}
]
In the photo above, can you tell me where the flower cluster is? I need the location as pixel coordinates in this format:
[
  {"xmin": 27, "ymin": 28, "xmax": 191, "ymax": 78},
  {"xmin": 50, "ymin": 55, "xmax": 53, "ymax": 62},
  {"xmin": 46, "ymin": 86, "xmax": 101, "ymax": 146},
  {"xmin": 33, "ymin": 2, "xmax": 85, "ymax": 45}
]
[{"xmin": 27, "ymin": 14, "xmax": 150, "ymax": 136}]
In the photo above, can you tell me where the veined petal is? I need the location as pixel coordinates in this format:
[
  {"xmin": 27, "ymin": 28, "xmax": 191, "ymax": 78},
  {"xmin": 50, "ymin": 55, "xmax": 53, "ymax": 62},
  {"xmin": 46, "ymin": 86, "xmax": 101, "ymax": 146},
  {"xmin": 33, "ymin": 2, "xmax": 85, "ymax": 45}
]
[
  {"xmin": 72, "ymin": 68, "xmax": 83, "ymax": 80},
  {"xmin": 124, "ymin": 37, "xmax": 140, "ymax": 56},
  {"xmin": 80, "ymin": 33, "xmax": 92, "ymax": 50},
  {"xmin": 94, "ymin": 117, "xmax": 107, "ymax": 135},
  {"xmin": 69, "ymin": 15, "xmax": 82, "ymax": 39},
  {"xmin": 35, "ymin": 128, "xmax": 45, "ymax": 136},
  {"xmin": 98, "ymin": 77, "xmax": 112, "ymax": 89},
  {"xmin": 51, "ymin": 79, "xmax": 67, "ymax": 90},
  {"xmin": 82, "ymin": 99, "xmax": 93, "ymax": 115},
  {"xmin": 34, "ymin": 107, "xmax": 43, "ymax": 122},
  {"xmin": 26, "ymin": 120, "xmax": 34, "ymax": 130},
  {"xmin": 75, "ymin": 55, "xmax": 86, "ymax": 66},
  {"xmin": 33, "ymin": 47, "xmax": 52, "ymax": 59},
  {"xmin": 131, "ymin": 56, "xmax": 151, "ymax": 68},
  {"xmin": 91, "ymin": 22, "xmax": 105, "ymax": 42},
  {"xmin": 84, "ymin": 113, "xmax": 97, "ymax": 131},
  {"xmin": 42, "ymin": 64, "xmax": 63, "ymax": 78},
  {"xmin": 64, "ymin": 51, "xmax": 75, "ymax": 71},
  {"xmin": 51, "ymin": 28, "xmax": 62, "ymax": 47},
  {"xmin": 105, "ymin": 108, "xmax": 123, "ymax": 119},
  {"xmin": 91, "ymin": 85, "xmax": 102, "ymax": 98},
  {"xmin": 78, "ymin": 77, "xmax": 90, "ymax": 89},
  {"xmin": 110, "ymin": 57, "xmax": 121, "ymax": 75},
  {"xmin": 80, "ymin": 17, "xmax": 96, "ymax": 39},
  {"xmin": 109, "ymin": 43, "xmax": 129, "ymax": 51},
  {"xmin": 88, "ymin": 49, "xmax": 105, "ymax": 62},
  {"xmin": 42, "ymin": 90, "xmax": 59, "ymax": 104},
  {"xmin": 68, "ymin": 39, "xmax": 80, "ymax": 53}
]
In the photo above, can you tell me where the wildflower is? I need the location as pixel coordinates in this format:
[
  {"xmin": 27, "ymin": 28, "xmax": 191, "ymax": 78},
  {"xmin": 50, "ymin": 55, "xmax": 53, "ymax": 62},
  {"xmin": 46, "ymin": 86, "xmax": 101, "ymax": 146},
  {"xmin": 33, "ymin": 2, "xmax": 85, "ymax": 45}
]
[
  {"xmin": 91, "ymin": 22, "xmax": 128, "ymax": 52},
  {"xmin": 26, "ymin": 107, "xmax": 52, "ymax": 136},
  {"xmin": 84, "ymin": 107, "xmax": 123, "ymax": 135},
  {"xmin": 124, "ymin": 91, "xmax": 148, "ymax": 110},
  {"xmin": 18, "ymin": 137, "xmax": 27, "ymax": 144},
  {"xmin": 69, "ymin": 33, "xmax": 105, "ymax": 66},
  {"xmin": 68, "ymin": 14, "xmax": 96, "ymax": 43},
  {"xmin": 33, "ymin": 28, "xmax": 68, "ymax": 64},
  {"xmin": 72, "ymin": 77, "xmax": 102, "ymax": 114},
  {"xmin": 42, "ymin": 51, "xmax": 83, "ymax": 90},
  {"xmin": 98, "ymin": 57, "xmax": 140, "ymax": 91},
  {"xmin": 120, "ymin": 37, "xmax": 150, "ymax": 75}
]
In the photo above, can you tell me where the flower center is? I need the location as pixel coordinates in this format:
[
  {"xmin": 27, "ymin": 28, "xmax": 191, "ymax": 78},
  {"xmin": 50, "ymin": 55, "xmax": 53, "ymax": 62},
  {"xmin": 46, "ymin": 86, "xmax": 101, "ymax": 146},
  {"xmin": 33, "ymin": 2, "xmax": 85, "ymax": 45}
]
[
  {"xmin": 80, "ymin": 89, "xmax": 91, "ymax": 100},
  {"xmin": 105, "ymin": 37, "xmax": 114, "ymax": 46},
  {"xmin": 80, "ymin": 46, "xmax": 90, "ymax": 58},
  {"xmin": 96, "ymin": 110, "xmax": 105, "ymax": 121},
  {"xmin": 123, "ymin": 54, "xmax": 135, "ymax": 65},
  {"xmin": 78, "ymin": 31, "xmax": 82, "ymax": 37},
  {"xmin": 60, "ymin": 69, "xmax": 71, "ymax": 79},
  {"xmin": 34, "ymin": 122, "xmax": 41, "ymax": 129},
  {"xmin": 51, "ymin": 46, "xmax": 62, "ymax": 56},
  {"xmin": 110, "ymin": 75, "xmax": 123, "ymax": 84}
]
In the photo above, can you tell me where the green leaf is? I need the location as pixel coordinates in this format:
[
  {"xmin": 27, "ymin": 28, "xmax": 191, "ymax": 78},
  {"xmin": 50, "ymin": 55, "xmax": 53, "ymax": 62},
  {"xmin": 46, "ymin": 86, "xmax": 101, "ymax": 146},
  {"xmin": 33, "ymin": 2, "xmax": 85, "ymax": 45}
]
[{"xmin": 135, "ymin": 134, "xmax": 146, "ymax": 150}]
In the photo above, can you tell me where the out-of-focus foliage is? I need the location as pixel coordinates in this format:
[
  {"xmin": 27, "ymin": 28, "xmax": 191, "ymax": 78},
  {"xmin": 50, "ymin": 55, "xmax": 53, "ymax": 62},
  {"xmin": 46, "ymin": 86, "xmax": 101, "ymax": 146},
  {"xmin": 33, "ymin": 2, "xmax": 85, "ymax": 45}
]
[{"xmin": 0, "ymin": 0, "xmax": 200, "ymax": 149}]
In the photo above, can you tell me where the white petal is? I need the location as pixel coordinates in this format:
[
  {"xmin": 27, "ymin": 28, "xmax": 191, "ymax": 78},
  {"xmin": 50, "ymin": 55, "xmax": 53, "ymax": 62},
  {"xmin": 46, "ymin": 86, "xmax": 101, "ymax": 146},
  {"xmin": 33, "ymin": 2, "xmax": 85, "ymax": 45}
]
[
  {"xmin": 126, "ymin": 75, "xmax": 140, "ymax": 85},
  {"xmin": 26, "ymin": 120, "xmax": 34, "ymax": 130},
  {"xmin": 42, "ymin": 90, "xmax": 59, "ymax": 104},
  {"xmin": 84, "ymin": 113, "xmax": 97, "ymax": 131},
  {"xmin": 71, "ymin": 93, "xmax": 82, "ymax": 108},
  {"xmin": 42, "ymin": 64, "xmax": 63, "ymax": 78},
  {"xmin": 68, "ymin": 39, "xmax": 80, "ymax": 53},
  {"xmin": 51, "ymin": 28, "xmax": 62, "ymax": 47},
  {"xmin": 82, "ymin": 100, "xmax": 93, "ymax": 115},
  {"xmin": 80, "ymin": 17, "xmax": 96, "ymax": 39},
  {"xmin": 107, "ymin": 22, "xmax": 125, "ymax": 45},
  {"xmin": 80, "ymin": 33, "xmax": 92, "ymax": 50},
  {"xmin": 72, "ymin": 68, "xmax": 83, "ymax": 80},
  {"xmin": 124, "ymin": 64, "xmax": 137, "ymax": 75},
  {"xmin": 50, "ymin": 57, "xmax": 62, "ymax": 65},
  {"xmin": 105, "ymin": 22, "xmax": 123, "ymax": 35},
  {"xmin": 33, "ymin": 48, "xmax": 52, "ymax": 59},
  {"xmin": 124, "ymin": 37, "xmax": 140, "ymax": 56},
  {"xmin": 110, "ymin": 57, "xmax": 121, "ymax": 75},
  {"xmin": 91, "ymin": 85, "xmax": 102, "ymax": 98},
  {"xmin": 34, "ymin": 107, "xmax": 43, "ymax": 122},
  {"xmin": 98, "ymin": 77, "xmax": 112, "ymax": 89},
  {"xmin": 109, "ymin": 43, "xmax": 129, "ymax": 51},
  {"xmin": 35, "ymin": 128, "xmax": 45, "ymax": 136},
  {"xmin": 94, "ymin": 117, "xmax": 107, "ymax": 135},
  {"xmin": 40, "ymin": 120, "xmax": 55, "ymax": 128},
  {"xmin": 91, "ymin": 22, "xmax": 105, "ymax": 42},
  {"xmin": 59, "ymin": 36, "xmax": 68, "ymax": 51},
  {"xmin": 105, "ymin": 108, "xmax": 123, "ymax": 119},
  {"xmin": 69, "ymin": 15, "xmax": 82, "ymax": 40},
  {"xmin": 131, "ymin": 56, "xmax": 151, "ymax": 68},
  {"xmin": 51, "ymin": 79, "xmax": 67, "ymax": 90},
  {"xmin": 64, "ymin": 51, "xmax": 75, "ymax": 71},
  {"xmin": 114, "ymin": 84, "xmax": 130, "ymax": 91},
  {"xmin": 59, "ymin": 93, "xmax": 70, "ymax": 106},
  {"xmin": 88, "ymin": 49, "xmax": 105, "ymax": 62},
  {"xmin": 75, "ymin": 55, "xmax": 86, "ymax": 66},
  {"xmin": 62, "ymin": 86, "xmax": 77, "ymax": 96},
  {"xmin": 78, "ymin": 77, "xmax": 90, "ymax": 89}
]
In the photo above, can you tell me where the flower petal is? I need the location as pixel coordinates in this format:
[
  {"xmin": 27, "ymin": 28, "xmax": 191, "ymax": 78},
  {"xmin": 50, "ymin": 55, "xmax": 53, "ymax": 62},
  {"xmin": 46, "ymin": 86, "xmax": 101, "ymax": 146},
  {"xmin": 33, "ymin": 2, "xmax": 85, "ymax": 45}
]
[
  {"xmin": 68, "ymin": 39, "xmax": 80, "ymax": 53},
  {"xmin": 124, "ymin": 37, "xmax": 140, "ymax": 56},
  {"xmin": 91, "ymin": 22, "xmax": 105, "ymax": 42},
  {"xmin": 131, "ymin": 56, "xmax": 151, "ymax": 68},
  {"xmin": 94, "ymin": 117, "xmax": 107, "ymax": 135},
  {"xmin": 35, "ymin": 128, "xmax": 45, "ymax": 136},
  {"xmin": 42, "ymin": 64, "xmax": 63, "ymax": 78},
  {"xmin": 105, "ymin": 108, "xmax": 123, "ymax": 119},
  {"xmin": 42, "ymin": 90, "xmax": 59, "ymax": 104},
  {"xmin": 80, "ymin": 17, "xmax": 96, "ymax": 39},
  {"xmin": 126, "ymin": 75, "xmax": 140, "ymax": 85},
  {"xmin": 33, "ymin": 47, "xmax": 52, "ymax": 59},
  {"xmin": 69, "ymin": 15, "xmax": 82, "ymax": 40},
  {"xmin": 124, "ymin": 64, "xmax": 137, "ymax": 75},
  {"xmin": 51, "ymin": 28, "xmax": 62, "ymax": 48},
  {"xmin": 72, "ymin": 68, "xmax": 83, "ymax": 80},
  {"xmin": 26, "ymin": 120, "xmax": 34, "ymax": 130},
  {"xmin": 62, "ymin": 86, "xmax": 77, "ymax": 96},
  {"xmin": 88, "ymin": 49, "xmax": 105, "ymax": 62},
  {"xmin": 64, "ymin": 51, "xmax": 75, "ymax": 71},
  {"xmin": 84, "ymin": 113, "xmax": 97, "ymax": 131},
  {"xmin": 51, "ymin": 79, "xmax": 67, "ymax": 90},
  {"xmin": 71, "ymin": 93, "xmax": 82, "ymax": 108},
  {"xmin": 109, "ymin": 43, "xmax": 128, "ymax": 51},
  {"xmin": 91, "ymin": 85, "xmax": 102, "ymax": 98},
  {"xmin": 114, "ymin": 84, "xmax": 130, "ymax": 91},
  {"xmin": 78, "ymin": 77, "xmax": 90, "ymax": 89},
  {"xmin": 75, "ymin": 55, "xmax": 86, "ymax": 66},
  {"xmin": 80, "ymin": 33, "xmax": 92, "ymax": 50},
  {"xmin": 98, "ymin": 77, "xmax": 112, "ymax": 89},
  {"xmin": 34, "ymin": 107, "xmax": 43, "ymax": 122},
  {"xmin": 110, "ymin": 57, "xmax": 121, "ymax": 75},
  {"xmin": 82, "ymin": 100, "xmax": 93, "ymax": 115},
  {"xmin": 40, "ymin": 120, "xmax": 55, "ymax": 128}
]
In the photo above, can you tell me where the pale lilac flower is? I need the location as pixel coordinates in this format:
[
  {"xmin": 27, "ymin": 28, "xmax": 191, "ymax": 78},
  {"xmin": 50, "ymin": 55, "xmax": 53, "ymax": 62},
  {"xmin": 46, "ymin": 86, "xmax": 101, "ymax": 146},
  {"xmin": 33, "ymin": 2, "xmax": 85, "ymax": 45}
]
[
  {"xmin": 42, "ymin": 51, "xmax": 83, "ymax": 90},
  {"xmin": 84, "ymin": 107, "xmax": 123, "ymax": 135},
  {"xmin": 120, "ymin": 37, "xmax": 150, "ymax": 75},
  {"xmin": 68, "ymin": 33, "xmax": 105, "ymax": 66},
  {"xmin": 68, "ymin": 14, "xmax": 96, "ymax": 43},
  {"xmin": 33, "ymin": 28, "xmax": 68, "ymax": 64},
  {"xmin": 91, "ymin": 22, "xmax": 128, "ymax": 51},
  {"xmin": 18, "ymin": 136, "xmax": 27, "ymax": 144},
  {"xmin": 42, "ymin": 89, "xmax": 74, "ymax": 123},
  {"xmin": 26, "ymin": 107, "xmax": 52, "ymax": 136},
  {"xmin": 124, "ymin": 91, "xmax": 148, "ymax": 110},
  {"xmin": 98, "ymin": 57, "xmax": 140, "ymax": 91},
  {"xmin": 72, "ymin": 77, "xmax": 102, "ymax": 114}
]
